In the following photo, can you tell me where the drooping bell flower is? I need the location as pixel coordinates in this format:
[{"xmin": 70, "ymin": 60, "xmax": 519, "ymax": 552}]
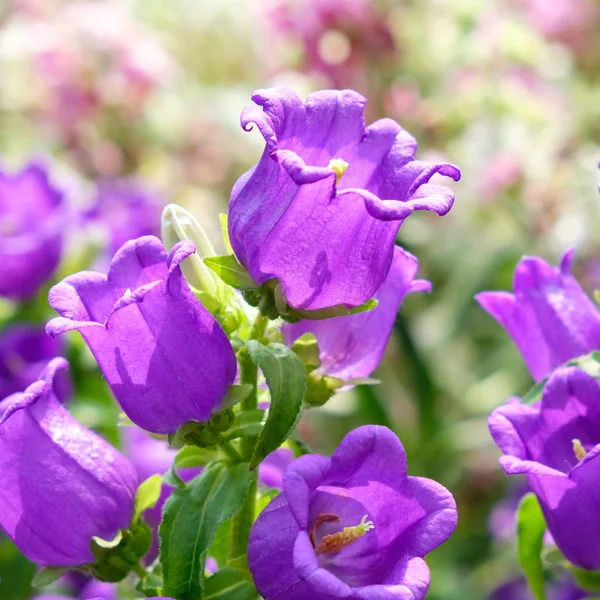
[
  {"xmin": 476, "ymin": 249, "xmax": 600, "ymax": 382},
  {"xmin": 283, "ymin": 246, "xmax": 430, "ymax": 381},
  {"xmin": 489, "ymin": 366, "xmax": 600, "ymax": 570},
  {"xmin": 0, "ymin": 358, "xmax": 138, "ymax": 566},
  {"xmin": 257, "ymin": 447, "xmax": 295, "ymax": 490},
  {"xmin": 0, "ymin": 324, "xmax": 69, "ymax": 401},
  {"xmin": 248, "ymin": 425, "xmax": 457, "ymax": 600},
  {"xmin": 0, "ymin": 161, "xmax": 65, "ymax": 300},
  {"xmin": 228, "ymin": 87, "xmax": 460, "ymax": 311},
  {"xmin": 46, "ymin": 236, "xmax": 237, "ymax": 434}
]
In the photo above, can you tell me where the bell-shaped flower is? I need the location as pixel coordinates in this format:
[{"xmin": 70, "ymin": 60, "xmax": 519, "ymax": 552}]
[
  {"xmin": 248, "ymin": 425, "xmax": 457, "ymax": 600},
  {"xmin": 0, "ymin": 324, "xmax": 69, "ymax": 400},
  {"xmin": 228, "ymin": 87, "xmax": 460, "ymax": 310},
  {"xmin": 0, "ymin": 358, "xmax": 138, "ymax": 566},
  {"xmin": 46, "ymin": 236, "xmax": 237, "ymax": 434},
  {"xmin": 489, "ymin": 366, "xmax": 600, "ymax": 570},
  {"xmin": 84, "ymin": 178, "xmax": 163, "ymax": 268},
  {"xmin": 0, "ymin": 161, "xmax": 65, "ymax": 300},
  {"xmin": 283, "ymin": 246, "xmax": 430, "ymax": 381},
  {"xmin": 476, "ymin": 249, "xmax": 600, "ymax": 381}
]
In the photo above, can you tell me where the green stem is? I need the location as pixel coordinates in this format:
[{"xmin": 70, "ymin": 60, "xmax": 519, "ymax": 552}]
[
  {"xmin": 230, "ymin": 312, "xmax": 268, "ymax": 558},
  {"xmin": 218, "ymin": 440, "xmax": 242, "ymax": 463},
  {"xmin": 239, "ymin": 349, "xmax": 258, "ymax": 460},
  {"xmin": 230, "ymin": 475, "xmax": 257, "ymax": 559},
  {"xmin": 132, "ymin": 562, "xmax": 147, "ymax": 580}
]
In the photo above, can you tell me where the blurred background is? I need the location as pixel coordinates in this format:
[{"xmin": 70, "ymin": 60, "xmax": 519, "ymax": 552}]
[{"xmin": 1, "ymin": 0, "xmax": 599, "ymax": 598}]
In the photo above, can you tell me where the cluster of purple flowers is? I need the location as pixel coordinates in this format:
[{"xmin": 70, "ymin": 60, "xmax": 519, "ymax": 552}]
[
  {"xmin": 17, "ymin": 85, "xmax": 584, "ymax": 600},
  {"xmin": 478, "ymin": 250, "xmax": 600, "ymax": 593}
]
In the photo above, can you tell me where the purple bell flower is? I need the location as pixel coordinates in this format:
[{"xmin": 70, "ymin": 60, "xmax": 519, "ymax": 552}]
[
  {"xmin": 248, "ymin": 425, "xmax": 457, "ymax": 600},
  {"xmin": 489, "ymin": 366, "xmax": 600, "ymax": 570},
  {"xmin": 0, "ymin": 358, "xmax": 138, "ymax": 566},
  {"xmin": 476, "ymin": 249, "xmax": 600, "ymax": 382},
  {"xmin": 46, "ymin": 236, "xmax": 237, "ymax": 434},
  {"xmin": 228, "ymin": 87, "xmax": 460, "ymax": 310},
  {"xmin": 283, "ymin": 246, "xmax": 430, "ymax": 381},
  {"xmin": 84, "ymin": 178, "xmax": 163, "ymax": 264},
  {"xmin": 0, "ymin": 324, "xmax": 69, "ymax": 401},
  {"xmin": 0, "ymin": 161, "xmax": 65, "ymax": 300}
]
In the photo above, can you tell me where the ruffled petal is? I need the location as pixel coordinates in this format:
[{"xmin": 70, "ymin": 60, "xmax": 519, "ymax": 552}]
[{"xmin": 229, "ymin": 87, "xmax": 459, "ymax": 310}]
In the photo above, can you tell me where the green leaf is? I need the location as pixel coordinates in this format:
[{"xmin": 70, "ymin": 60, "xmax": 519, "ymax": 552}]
[
  {"xmin": 246, "ymin": 341, "xmax": 306, "ymax": 469},
  {"xmin": 32, "ymin": 566, "xmax": 68, "ymax": 588},
  {"xmin": 220, "ymin": 213, "xmax": 234, "ymax": 255},
  {"xmin": 133, "ymin": 474, "xmax": 163, "ymax": 524},
  {"xmin": 175, "ymin": 446, "xmax": 220, "ymax": 469},
  {"xmin": 204, "ymin": 567, "xmax": 257, "ymax": 600},
  {"xmin": 225, "ymin": 410, "xmax": 265, "ymax": 441},
  {"xmin": 219, "ymin": 384, "xmax": 254, "ymax": 410},
  {"xmin": 203, "ymin": 255, "xmax": 256, "ymax": 291},
  {"xmin": 164, "ymin": 461, "xmax": 186, "ymax": 489},
  {"xmin": 517, "ymin": 493, "xmax": 547, "ymax": 600},
  {"xmin": 228, "ymin": 554, "xmax": 253, "ymax": 583},
  {"xmin": 208, "ymin": 517, "xmax": 234, "ymax": 569},
  {"xmin": 160, "ymin": 462, "xmax": 256, "ymax": 600}
]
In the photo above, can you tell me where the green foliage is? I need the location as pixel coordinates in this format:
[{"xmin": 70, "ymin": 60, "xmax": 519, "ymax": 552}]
[
  {"xmin": 517, "ymin": 493, "xmax": 547, "ymax": 600},
  {"xmin": 246, "ymin": 340, "xmax": 306, "ymax": 469},
  {"xmin": 133, "ymin": 474, "xmax": 163, "ymax": 524},
  {"xmin": 204, "ymin": 567, "xmax": 257, "ymax": 600},
  {"xmin": 204, "ymin": 255, "xmax": 257, "ymax": 291},
  {"xmin": 89, "ymin": 522, "xmax": 153, "ymax": 583},
  {"xmin": 160, "ymin": 462, "xmax": 256, "ymax": 600},
  {"xmin": 31, "ymin": 566, "xmax": 67, "ymax": 588}
]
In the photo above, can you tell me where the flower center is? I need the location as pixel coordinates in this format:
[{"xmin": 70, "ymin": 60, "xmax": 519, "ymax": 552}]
[
  {"xmin": 327, "ymin": 158, "xmax": 349, "ymax": 185},
  {"xmin": 572, "ymin": 438, "xmax": 587, "ymax": 461},
  {"xmin": 310, "ymin": 512, "xmax": 375, "ymax": 555}
]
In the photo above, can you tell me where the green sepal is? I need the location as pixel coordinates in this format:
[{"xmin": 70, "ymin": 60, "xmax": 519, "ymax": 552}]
[
  {"xmin": 572, "ymin": 567, "xmax": 600, "ymax": 592},
  {"xmin": 174, "ymin": 445, "xmax": 221, "ymax": 469},
  {"xmin": 159, "ymin": 462, "xmax": 256, "ymax": 600},
  {"xmin": 219, "ymin": 384, "xmax": 254, "ymax": 411},
  {"xmin": 220, "ymin": 213, "xmax": 234, "ymax": 255},
  {"xmin": 290, "ymin": 297, "xmax": 378, "ymax": 321},
  {"xmin": 291, "ymin": 333, "xmax": 321, "ymax": 371},
  {"xmin": 133, "ymin": 474, "xmax": 163, "ymax": 525},
  {"xmin": 203, "ymin": 255, "xmax": 257, "ymax": 292},
  {"xmin": 246, "ymin": 340, "xmax": 306, "ymax": 469},
  {"xmin": 517, "ymin": 492, "xmax": 547, "ymax": 600},
  {"xmin": 273, "ymin": 282, "xmax": 378, "ymax": 322},
  {"xmin": 204, "ymin": 567, "xmax": 257, "ymax": 600},
  {"xmin": 224, "ymin": 409, "xmax": 265, "ymax": 441},
  {"xmin": 88, "ymin": 522, "xmax": 153, "ymax": 582},
  {"xmin": 169, "ymin": 409, "xmax": 236, "ymax": 450},
  {"xmin": 31, "ymin": 566, "xmax": 68, "ymax": 588}
]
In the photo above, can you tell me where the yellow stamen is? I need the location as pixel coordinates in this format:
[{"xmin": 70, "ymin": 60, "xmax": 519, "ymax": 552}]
[
  {"xmin": 327, "ymin": 158, "xmax": 349, "ymax": 185},
  {"xmin": 316, "ymin": 514, "xmax": 374, "ymax": 555},
  {"xmin": 573, "ymin": 439, "xmax": 587, "ymax": 461}
]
